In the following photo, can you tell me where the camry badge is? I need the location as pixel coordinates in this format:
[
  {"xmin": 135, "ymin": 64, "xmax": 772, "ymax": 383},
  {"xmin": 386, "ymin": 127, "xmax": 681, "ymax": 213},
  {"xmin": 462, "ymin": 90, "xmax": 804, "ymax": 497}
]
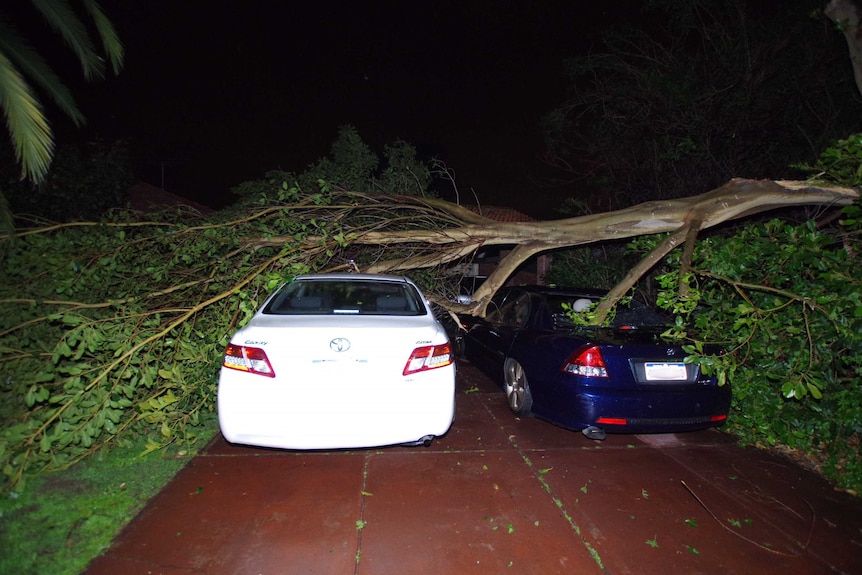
[{"xmin": 330, "ymin": 338, "xmax": 351, "ymax": 352}]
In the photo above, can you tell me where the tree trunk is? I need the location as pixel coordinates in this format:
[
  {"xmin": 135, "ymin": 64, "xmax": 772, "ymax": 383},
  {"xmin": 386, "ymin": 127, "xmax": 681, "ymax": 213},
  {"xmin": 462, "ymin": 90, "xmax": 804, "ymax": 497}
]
[{"xmin": 353, "ymin": 178, "xmax": 858, "ymax": 316}]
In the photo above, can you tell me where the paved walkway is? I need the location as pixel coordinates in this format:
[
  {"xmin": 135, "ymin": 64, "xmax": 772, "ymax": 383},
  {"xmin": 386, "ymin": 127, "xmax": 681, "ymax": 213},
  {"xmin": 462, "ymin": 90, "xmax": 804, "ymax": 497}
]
[{"xmin": 84, "ymin": 361, "xmax": 862, "ymax": 574}]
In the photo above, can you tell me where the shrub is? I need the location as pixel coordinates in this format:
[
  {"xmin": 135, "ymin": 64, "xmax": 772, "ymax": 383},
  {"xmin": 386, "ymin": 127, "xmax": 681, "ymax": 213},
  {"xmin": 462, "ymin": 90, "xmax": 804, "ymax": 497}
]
[
  {"xmin": 0, "ymin": 185, "xmax": 332, "ymax": 489},
  {"xmin": 645, "ymin": 211, "xmax": 861, "ymax": 491}
]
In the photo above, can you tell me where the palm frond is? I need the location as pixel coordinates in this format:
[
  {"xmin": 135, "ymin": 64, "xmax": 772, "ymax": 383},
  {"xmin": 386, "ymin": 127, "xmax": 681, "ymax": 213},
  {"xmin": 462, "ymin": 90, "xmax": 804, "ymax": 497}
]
[
  {"xmin": 0, "ymin": 0, "xmax": 123, "ymax": 185},
  {"xmin": 81, "ymin": 0, "xmax": 124, "ymax": 75},
  {"xmin": 0, "ymin": 15, "xmax": 85, "ymax": 126},
  {"xmin": 0, "ymin": 51, "xmax": 54, "ymax": 182},
  {"xmin": 30, "ymin": 0, "xmax": 104, "ymax": 79}
]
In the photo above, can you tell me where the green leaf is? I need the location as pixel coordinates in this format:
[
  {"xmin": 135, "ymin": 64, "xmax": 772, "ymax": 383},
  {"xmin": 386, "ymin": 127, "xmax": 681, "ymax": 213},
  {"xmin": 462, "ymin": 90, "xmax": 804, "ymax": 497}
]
[
  {"xmin": 34, "ymin": 371, "xmax": 55, "ymax": 383},
  {"xmin": 53, "ymin": 340, "xmax": 72, "ymax": 360},
  {"xmin": 139, "ymin": 438, "xmax": 164, "ymax": 457},
  {"xmin": 807, "ymin": 382, "xmax": 823, "ymax": 400}
]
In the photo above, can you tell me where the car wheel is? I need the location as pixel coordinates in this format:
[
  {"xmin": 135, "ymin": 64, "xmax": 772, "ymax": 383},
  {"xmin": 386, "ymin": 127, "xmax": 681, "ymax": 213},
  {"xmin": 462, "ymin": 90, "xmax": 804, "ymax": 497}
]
[
  {"xmin": 452, "ymin": 334, "xmax": 465, "ymax": 358},
  {"xmin": 504, "ymin": 358, "xmax": 533, "ymax": 415}
]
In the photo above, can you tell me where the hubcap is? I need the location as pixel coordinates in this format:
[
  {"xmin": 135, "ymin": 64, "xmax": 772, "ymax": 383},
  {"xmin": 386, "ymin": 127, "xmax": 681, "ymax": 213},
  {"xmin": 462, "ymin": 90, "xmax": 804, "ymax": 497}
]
[{"xmin": 505, "ymin": 361, "xmax": 525, "ymax": 411}]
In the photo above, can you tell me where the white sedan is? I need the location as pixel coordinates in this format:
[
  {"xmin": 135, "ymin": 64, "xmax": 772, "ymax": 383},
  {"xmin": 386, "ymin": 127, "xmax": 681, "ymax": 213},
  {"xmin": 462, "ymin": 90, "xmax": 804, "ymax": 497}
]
[{"xmin": 217, "ymin": 273, "xmax": 456, "ymax": 449}]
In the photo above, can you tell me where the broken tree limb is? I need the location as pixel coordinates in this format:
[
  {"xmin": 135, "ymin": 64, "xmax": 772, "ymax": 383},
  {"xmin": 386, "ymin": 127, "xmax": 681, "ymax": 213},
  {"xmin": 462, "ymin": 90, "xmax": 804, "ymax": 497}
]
[
  {"xmin": 678, "ymin": 218, "xmax": 704, "ymax": 299},
  {"xmin": 352, "ymin": 179, "xmax": 857, "ymax": 317},
  {"xmin": 595, "ymin": 226, "xmax": 689, "ymax": 323},
  {"xmin": 363, "ymin": 242, "xmax": 481, "ymax": 274},
  {"xmin": 469, "ymin": 241, "xmax": 550, "ymax": 312}
]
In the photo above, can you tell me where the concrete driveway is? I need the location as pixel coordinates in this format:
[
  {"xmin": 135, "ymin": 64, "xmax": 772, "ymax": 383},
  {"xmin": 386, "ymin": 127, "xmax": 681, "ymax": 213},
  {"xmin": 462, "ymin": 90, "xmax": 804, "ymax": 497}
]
[{"xmin": 84, "ymin": 360, "xmax": 862, "ymax": 574}]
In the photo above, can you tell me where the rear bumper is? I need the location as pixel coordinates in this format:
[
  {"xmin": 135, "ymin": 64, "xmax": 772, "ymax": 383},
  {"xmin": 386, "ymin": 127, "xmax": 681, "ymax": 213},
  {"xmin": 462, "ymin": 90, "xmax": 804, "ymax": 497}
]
[
  {"xmin": 534, "ymin": 383, "xmax": 732, "ymax": 434},
  {"xmin": 593, "ymin": 414, "xmax": 728, "ymax": 434},
  {"xmin": 217, "ymin": 365, "xmax": 455, "ymax": 450}
]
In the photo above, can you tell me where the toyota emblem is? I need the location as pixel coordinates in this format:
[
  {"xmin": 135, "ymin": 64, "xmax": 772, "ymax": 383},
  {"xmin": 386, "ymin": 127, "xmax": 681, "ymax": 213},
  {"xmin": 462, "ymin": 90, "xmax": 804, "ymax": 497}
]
[{"xmin": 330, "ymin": 338, "xmax": 351, "ymax": 352}]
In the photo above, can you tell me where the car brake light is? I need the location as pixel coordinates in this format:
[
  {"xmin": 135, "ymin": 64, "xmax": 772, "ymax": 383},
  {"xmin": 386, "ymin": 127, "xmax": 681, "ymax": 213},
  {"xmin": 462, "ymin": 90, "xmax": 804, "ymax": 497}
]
[
  {"xmin": 222, "ymin": 344, "xmax": 276, "ymax": 377},
  {"xmin": 403, "ymin": 343, "xmax": 453, "ymax": 375},
  {"xmin": 710, "ymin": 414, "xmax": 727, "ymax": 422},
  {"xmin": 562, "ymin": 345, "xmax": 608, "ymax": 377}
]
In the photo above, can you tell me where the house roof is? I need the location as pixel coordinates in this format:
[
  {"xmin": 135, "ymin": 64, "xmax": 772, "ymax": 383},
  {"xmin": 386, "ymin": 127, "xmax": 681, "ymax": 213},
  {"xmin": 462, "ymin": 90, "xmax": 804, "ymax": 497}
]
[
  {"xmin": 462, "ymin": 205, "xmax": 536, "ymax": 222},
  {"xmin": 126, "ymin": 181, "xmax": 214, "ymax": 215}
]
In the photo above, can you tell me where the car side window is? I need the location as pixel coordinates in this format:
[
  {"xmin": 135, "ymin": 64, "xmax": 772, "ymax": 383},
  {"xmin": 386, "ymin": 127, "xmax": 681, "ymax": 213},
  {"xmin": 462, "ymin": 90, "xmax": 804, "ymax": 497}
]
[
  {"xmin": 485, "ymin": 293, "xmax": 508, "ymax": 323},
  {"xmin": 499, "ymin": 292, "xmax": 531, "ymax": 327}
]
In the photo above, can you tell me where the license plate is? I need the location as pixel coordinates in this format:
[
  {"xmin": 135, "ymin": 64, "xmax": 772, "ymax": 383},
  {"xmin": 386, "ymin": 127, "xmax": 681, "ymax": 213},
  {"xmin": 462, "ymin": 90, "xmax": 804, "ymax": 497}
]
[{"xmin": 644, "ymin": 362, "xmax": 687, "ymax": 381}]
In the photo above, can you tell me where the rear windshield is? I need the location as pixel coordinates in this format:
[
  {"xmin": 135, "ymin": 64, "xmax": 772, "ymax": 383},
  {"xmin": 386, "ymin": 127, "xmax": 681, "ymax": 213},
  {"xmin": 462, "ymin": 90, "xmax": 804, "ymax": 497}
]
[
  {"xmin": 263, "ymin": 279, "xmax": 427, "ymax": 316},
  {"xmin": 546, "ymin": 294, "xmax": 671, "ymax": 328}
]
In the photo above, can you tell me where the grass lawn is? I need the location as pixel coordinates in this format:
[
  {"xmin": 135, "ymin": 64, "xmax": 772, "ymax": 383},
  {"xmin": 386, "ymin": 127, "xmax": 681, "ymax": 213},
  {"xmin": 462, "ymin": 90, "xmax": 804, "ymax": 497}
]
[{"xmin": 0, "ymin": 418, "xmax": 218, "ymax": 575}]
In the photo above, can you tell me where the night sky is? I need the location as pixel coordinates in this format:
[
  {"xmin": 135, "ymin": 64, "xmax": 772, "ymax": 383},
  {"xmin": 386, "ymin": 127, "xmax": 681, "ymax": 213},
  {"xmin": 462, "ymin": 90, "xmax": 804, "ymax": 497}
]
[{"xmin": 64, "ymin": 1, "xmax": 633, "ymax": 219}]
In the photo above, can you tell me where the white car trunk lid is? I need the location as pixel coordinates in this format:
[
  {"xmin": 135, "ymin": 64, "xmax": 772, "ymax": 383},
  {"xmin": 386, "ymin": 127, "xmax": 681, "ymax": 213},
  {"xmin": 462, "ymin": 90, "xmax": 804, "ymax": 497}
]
[{"xmin": 239, "ymin": 315, "xmax": 445, "ymax": 379}]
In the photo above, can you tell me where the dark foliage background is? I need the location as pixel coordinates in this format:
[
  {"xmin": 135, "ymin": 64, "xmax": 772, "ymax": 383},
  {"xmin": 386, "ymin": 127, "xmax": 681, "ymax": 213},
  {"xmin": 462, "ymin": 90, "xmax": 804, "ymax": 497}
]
[
  {"xmin": 2, "ymin": 139, "xmax": 134, "ymax": 223},
  {"xmin": 539, "ymin": 0, "xmax": 862, "ymax": 212}
]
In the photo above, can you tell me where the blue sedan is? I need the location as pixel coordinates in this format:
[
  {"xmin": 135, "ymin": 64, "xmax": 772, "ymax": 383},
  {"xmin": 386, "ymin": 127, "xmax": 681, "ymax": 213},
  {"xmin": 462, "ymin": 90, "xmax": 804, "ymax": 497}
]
[{"xmin": 463, "ymin": 286, "xmax": 731, "ymax": 440}]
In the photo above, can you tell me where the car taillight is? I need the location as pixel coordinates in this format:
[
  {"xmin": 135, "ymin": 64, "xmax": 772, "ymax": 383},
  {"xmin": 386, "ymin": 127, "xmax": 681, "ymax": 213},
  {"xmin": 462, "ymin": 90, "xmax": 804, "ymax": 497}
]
[
  {"xmin": 222, "ymin": 344, "xmax": 276, "ymax": 377},
  {"xmin": 561, "ymin": 345, "xmax": 608, "ymax": 377},
  {"xmin": 403, "ymin": 343, "xmax": 453, "ymax": 375}
]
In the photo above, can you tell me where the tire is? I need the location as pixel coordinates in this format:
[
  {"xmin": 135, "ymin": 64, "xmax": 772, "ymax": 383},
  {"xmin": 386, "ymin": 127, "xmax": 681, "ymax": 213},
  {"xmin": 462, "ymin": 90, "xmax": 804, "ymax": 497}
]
[
  {"xmin": 452, "ymin": 334, "xmax": 465, "ymax": 358},
  {"xmin": 503, "ymin": 358, "xmax": 533, "ymax": 416}
]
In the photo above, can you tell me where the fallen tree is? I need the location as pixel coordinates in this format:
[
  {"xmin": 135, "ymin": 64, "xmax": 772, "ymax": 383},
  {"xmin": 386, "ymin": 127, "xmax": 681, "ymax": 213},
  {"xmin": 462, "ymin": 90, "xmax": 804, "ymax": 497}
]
[{"xmin": 0, "ymin": 177, "xmax": 857, "ymax": 489}]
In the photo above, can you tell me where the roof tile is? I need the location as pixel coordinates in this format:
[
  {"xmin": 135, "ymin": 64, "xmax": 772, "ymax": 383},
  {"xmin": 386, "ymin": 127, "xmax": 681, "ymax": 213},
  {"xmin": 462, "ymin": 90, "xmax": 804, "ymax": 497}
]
[{"xmin": 462, "ymin": 205, "xmax": 535, "ymax": 222}]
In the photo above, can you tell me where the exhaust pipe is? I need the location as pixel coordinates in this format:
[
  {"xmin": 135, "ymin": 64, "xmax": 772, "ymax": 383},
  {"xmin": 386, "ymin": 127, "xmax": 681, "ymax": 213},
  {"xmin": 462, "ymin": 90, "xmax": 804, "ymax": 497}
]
[
  {"xmin": 403, "ymin": 435, "xmax": 435, "ymax": 447},
  {"xmin": 582, "ymin": 426, "xmax": 607, "ymax": 441}
]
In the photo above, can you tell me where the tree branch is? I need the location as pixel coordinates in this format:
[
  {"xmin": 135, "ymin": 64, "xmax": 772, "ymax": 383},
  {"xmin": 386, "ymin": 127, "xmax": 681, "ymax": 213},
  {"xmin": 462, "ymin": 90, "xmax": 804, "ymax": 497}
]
[{"xmin": 595, "ymin": 226, "xmax": 689, "ymax": 323}]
